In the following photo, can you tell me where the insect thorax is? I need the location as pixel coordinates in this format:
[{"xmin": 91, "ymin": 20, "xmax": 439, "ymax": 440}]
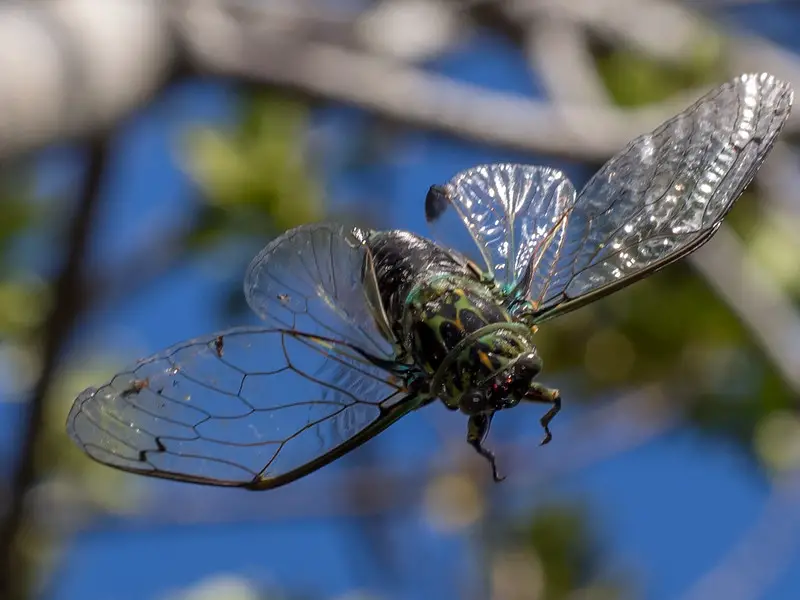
[
  {"xmin": 365, "ymin": 230, "xmax": 538, "ymax": 406},
  {"xmin": 401, "ymin": 275, "xmax": 537, "ymax": 407}
]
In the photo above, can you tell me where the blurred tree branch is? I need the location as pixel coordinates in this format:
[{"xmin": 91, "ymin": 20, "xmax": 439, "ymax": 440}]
[
  {"xmin": 2, "ymin": 0, "xmax": 800, "ymax": 162},
  {"xmin": 0, "ymin": 0, "xmax": 172, "ymax": 160},
  {"xmin": 0, "ymin": 135, "xmax": 111, "ymax": 600}
]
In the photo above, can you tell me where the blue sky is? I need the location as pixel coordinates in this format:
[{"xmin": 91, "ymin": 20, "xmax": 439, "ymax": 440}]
[{"xmin": 12, "ymin": 3, "xmax": 800, "ymax": 600}]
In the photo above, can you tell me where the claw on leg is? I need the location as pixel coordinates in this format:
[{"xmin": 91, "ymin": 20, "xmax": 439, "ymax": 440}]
[
  {"xmin": 467, "ymin": 413, "xmax": 505, "ymax": 482},
  {"xmin": 525, "ymin": 383, "xmax": 561, "ymax": 446}
]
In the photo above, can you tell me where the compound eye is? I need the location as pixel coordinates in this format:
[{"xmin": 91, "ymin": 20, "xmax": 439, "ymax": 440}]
[{"xmin": 459, "ymin": 390, "xmax": 487, "ymax": 415}]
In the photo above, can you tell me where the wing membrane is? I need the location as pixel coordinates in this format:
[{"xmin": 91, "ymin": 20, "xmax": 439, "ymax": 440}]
[
  {"xmin": 528, "ymin": 72, "xmax": 793, "ymax": 320},
  {"xmin": 244, "ymin": 223, "xmax": 395, "ymax": 359},
  {"xmin": 425, "ymin": 164, "xmax": 576, "ymax": 292},
  {"xmin": 68, "ymin": 223, "xmax": 418, "ymax": 489},
  {"xmin": 426, "ymin": 73, "xmax": 793, "ymax": 319},
  {"xmin": 67, "ymin": 328, "xmax": 421, "ymax": 489}
]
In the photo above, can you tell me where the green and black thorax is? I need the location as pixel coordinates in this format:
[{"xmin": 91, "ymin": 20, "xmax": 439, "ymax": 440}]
[{"xmin": 366, "ymin": 230, "xmax": 539, "ymax": 407}]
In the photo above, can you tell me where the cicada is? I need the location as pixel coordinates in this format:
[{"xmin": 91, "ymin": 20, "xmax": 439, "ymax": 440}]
[{"xmin": 67, "ymin": 73, "xmax": 793, "ymax": 488}]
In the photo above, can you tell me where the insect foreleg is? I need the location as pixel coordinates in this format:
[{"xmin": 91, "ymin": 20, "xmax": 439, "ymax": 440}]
[
  {"xmin": 466, "ymin": 413, "xmax": 505, "ymax": 482},
  {"xmin": 524, "ymin": 382, "xmax": 561, "ymax": 446}
]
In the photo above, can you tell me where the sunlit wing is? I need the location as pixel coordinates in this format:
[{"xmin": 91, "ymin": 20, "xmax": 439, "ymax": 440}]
[
  {"xmin": 526, "ymin": 72, "xmax": 793, "ymax": 321},
  {"xmin": 67, "ymin": 223, "xmax": 419, "ymax": 489},
  {"xmin": 67, "ymin": 328, "xmax": 422, "ymax": 489},
  {"xmin": 426, "ymin": 73, "xmax": 793, "ymax": 322},
  {"xmin": 425, "ymin": 164, "xmax": 577, "ymax": 293},
  {"xmin": 244, "ymin": 222, "xmax": 396, "ymax": 359}
]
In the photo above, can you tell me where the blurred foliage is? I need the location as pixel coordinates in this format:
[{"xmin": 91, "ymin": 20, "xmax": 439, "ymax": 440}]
[
  {"xmin": 418, "ymin": 469, "xmax": 632, "ymax": 599},
  {"xmin": 0, "ymin": 171, "xmax": 43, "ymax": 400},
  {"xmin": 487, "ymin": 502, "xmax": 632, "ymax": 600},
  {"xmin": 756, "ymin": 409, "xmax": 800, "ymax": 474},
  {"xmin": 1, "ymin": 11, "xmax": 800, "ymax": 600},
  {"xmin": 746, "ymin": 199, "xmax": 800, "ymax": 305},
  {"xmin": 0, "ymin": 277, "xmax": 50, "ymax": 341},
  {"xmin": 0, "ymin": 171, "xmax": 37, "ymax": 274},
  {"xmin": 181, "ymin": 92, "xmax": 324, "ymax": 246},
  {"xmin": 424, "ymin": 473, "xmax": 485, "ymax": 532},
  {"xmin": 179, "ymin": 92, "xmax": 333, "ymax": 320},
  {"xmin": 593, "ymin": 34, "xmax": 723, "ymax": 106}
]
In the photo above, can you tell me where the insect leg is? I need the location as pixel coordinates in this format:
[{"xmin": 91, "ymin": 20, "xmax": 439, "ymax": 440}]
[
  {"xmin": 524, "ymin": 383, "xmax": 561, "ymax": 446},
  {"xmin": 466, "ymin": 413, "xmax": 505, "ymax": 482}
]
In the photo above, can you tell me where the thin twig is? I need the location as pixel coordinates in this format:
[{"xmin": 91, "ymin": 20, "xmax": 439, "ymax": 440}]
[
  {"xmin": 0, "ymin": 135, "xmax": 110, "ymax": 600},
  {"xmin": 186, "ymin": 35, "xmax": 715, "ymax": 162},
  {"xmin": 0, "ymin": 0, "xmax": 799, "ymax": 162}
]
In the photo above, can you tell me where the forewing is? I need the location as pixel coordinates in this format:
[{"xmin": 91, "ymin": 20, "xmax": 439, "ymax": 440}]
[
  {"xmin": 67, "ymin": 328, "xmax": 420, "ymax": 489},
  {"xmin": 244, "ymin": 223, "xmax": 395, "ymax": 360},
  {"xmin": 425, "ymin": 165, "xmax": 577, "ymax": 291},
  {"xmin": 527, "ymin": 72, "xmax": 793, "ymax": 321}
]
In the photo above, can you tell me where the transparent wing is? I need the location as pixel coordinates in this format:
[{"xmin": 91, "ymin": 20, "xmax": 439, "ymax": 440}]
[
  {"xmin": 425, "ymin": 164, "xmax": 577, "ymax": 292},
  {"xmin": 244, "ymin": 222, "xmax": 396, "ymax": 360},
  {"xmin": 67, "ymin": 223, "xmax": 419, "ymax": 488},
  {"xmin": 427, "ymin": 74, "xmax": 793, "ymax": 319},
  {"xmin": 67, "ymin": 328, "xmax": 421, "ymax": 489},
  {"xmin": 525, "ymin": 72, "xmax": 793, "ymax": 321}
]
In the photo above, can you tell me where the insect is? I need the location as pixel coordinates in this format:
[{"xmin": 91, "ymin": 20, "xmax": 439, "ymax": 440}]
[{"xmin": 67, "ymin": 73, "xmax": 792, "ymax": 489}]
